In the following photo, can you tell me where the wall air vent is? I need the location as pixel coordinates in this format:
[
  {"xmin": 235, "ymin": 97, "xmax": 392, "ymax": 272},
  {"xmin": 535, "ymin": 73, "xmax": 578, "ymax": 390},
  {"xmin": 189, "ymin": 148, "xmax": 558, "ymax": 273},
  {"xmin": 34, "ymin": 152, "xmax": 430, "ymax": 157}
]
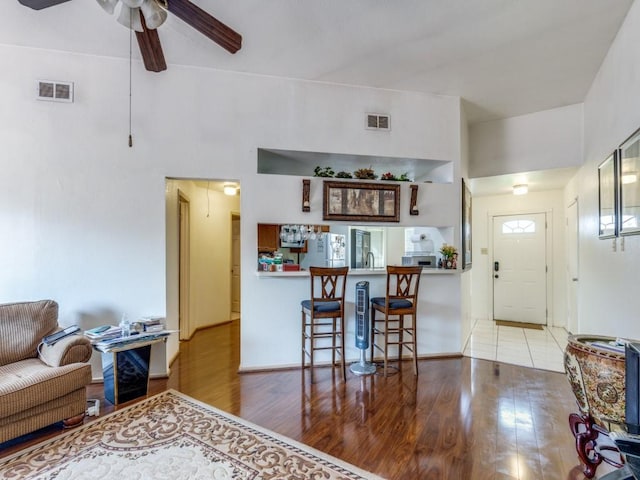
[
  {"xmin": 365, "ymin": 113, "xmax": 390, "ymax": 131},
  {"xmin": 37, "ymin": 80, "xmax": 74, "ymax": 103}
]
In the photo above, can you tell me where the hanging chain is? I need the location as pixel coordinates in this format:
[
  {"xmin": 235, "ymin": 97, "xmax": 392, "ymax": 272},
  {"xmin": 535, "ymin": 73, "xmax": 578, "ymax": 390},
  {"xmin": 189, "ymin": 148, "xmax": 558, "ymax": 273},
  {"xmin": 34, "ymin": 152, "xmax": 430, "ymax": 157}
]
[{"xmin": 128, "ymin": 8, "xmax": 133, "ymax": 148}]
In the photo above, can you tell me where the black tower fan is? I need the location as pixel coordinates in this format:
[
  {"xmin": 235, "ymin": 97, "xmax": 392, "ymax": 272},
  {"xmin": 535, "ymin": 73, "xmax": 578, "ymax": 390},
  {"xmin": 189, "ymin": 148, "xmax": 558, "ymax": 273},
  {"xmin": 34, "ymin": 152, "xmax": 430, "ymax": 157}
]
[{"xmin": 350, "ymin": 281, "xmax": 376, "ymax": 375}]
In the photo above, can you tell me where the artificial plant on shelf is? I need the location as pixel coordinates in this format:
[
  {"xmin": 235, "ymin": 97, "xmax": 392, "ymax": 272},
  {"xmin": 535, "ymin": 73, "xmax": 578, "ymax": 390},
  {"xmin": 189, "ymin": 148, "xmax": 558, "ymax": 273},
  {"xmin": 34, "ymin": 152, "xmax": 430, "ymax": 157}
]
[
  {"xmin": 439, "ymin": 244, "xmax": 458, "ymax": 259},
  {"xmin": 335, "ymin": 171, "xmax": 353, "ymax": 178},
  {"xmin": 439, "ymin": 244, "xmax": 458, "ymax": 269},
  {"xmin": 353, "ymin": 167, "xmax": 377, "ymax": 180},
  {"xmin": 313, "ymin": 166, "xmax": 334, "ymax": 177}
]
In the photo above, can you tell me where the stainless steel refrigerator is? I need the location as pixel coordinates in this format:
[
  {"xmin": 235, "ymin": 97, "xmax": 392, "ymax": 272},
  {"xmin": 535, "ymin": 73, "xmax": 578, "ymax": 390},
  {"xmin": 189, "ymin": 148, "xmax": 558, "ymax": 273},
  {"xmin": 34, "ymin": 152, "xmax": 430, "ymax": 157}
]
[
  {"xmin": 300, "ymin": 233, "xmax": 346, "ymax": 269},
  {"xmin": 350, "ymin": 229, "xmax": 371, "ymax": 269}
]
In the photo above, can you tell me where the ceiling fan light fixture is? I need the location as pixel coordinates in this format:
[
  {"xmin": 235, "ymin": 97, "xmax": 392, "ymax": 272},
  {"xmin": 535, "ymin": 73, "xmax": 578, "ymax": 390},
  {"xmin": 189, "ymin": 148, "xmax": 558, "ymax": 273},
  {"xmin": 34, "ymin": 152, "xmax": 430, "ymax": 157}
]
[
  {"xmin": 513, "ymin": 184, "xmax": 528, "ymax": 195},
  {"xmin": 120, "ymin": 0, "xmax": 144, "ymax": 8},
  {"xmin": 96, "ymin": 0, "xmax": 119, "ymax": 15},
  {"xmin": 140, "ymin": 0, "xmax": 168, "ymax": 29},
  {"xmin": 116, "ymin": 4, "xmax": 144, "ymax": 32}
]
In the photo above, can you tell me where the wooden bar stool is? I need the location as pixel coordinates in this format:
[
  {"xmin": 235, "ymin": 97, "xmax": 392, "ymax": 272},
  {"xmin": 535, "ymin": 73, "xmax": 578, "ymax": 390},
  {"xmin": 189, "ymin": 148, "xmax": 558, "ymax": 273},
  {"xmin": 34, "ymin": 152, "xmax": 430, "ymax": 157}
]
[
  {"xmin": 370, "ymin": 265, "xmax": 423, "ymax": 376},
  {"xmin": 301, "ymin": 266, "xmax": 348, "ymax": 380}
]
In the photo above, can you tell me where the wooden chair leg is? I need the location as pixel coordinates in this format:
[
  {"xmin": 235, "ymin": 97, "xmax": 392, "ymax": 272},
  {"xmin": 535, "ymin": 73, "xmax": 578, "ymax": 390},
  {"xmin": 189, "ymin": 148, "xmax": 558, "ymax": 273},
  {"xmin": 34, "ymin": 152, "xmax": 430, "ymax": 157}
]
[
  {"xmin": 383, "ymin": 315, "xmax": 389, "ymax": 377},
  {"xmin": 412, "ymin": 314, "xmax": 418, "ymax": 375},
  {"xmin": 398, "ymin": 314, "xmax": 404, "ymax": 364},
  {"xmin": 370, "ymin": 309, "xmax": 376, "ymax": 364},
  {"xmin": 301, "ymin": 311, "xmax": 305, "ymax": 370},
  {"xmin": 310, "ymin": 319, "xmax": 315, "ymax": 371},
  {"xmin": 332, "ymin": 317, "xmax": 337, "ymax": 368},
  {"xmin": 340, "ymin": 316, "xmax": 346, "ymax": 381}
]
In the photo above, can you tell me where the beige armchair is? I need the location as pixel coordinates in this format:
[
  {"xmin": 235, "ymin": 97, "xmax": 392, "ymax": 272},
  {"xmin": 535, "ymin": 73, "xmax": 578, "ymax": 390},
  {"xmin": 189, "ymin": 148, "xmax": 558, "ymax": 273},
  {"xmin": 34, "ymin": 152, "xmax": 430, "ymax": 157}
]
[{"xmin": 0, "ymin": 300, "xmax": 92, "ymax": 443}]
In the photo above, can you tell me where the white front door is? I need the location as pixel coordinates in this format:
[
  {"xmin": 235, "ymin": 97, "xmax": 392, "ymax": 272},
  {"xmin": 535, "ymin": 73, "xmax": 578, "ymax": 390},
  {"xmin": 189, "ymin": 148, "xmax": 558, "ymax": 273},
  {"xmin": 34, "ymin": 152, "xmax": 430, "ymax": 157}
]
[{"xmin": 493, "ymin": 213, "xmax": 547, "ymax": 324}]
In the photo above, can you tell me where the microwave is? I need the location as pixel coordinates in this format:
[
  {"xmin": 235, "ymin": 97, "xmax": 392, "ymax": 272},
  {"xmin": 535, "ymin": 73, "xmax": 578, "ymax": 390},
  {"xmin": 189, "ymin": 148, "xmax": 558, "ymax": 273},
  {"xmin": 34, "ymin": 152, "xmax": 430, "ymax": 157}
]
[{"xmin": 402, "ymin": 255, "xmax": 437, "ymax": 268}]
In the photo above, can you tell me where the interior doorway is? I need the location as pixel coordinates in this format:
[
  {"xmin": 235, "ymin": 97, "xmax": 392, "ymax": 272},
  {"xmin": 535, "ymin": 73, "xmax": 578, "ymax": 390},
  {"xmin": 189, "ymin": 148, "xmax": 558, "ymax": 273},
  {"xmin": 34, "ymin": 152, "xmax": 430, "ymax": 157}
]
[
  {"xmin": 168, "ymin": 179, "xmax": 241, "ymax": 342},
  {"xmin": 178, "ymin": 190, "xmax": 191, "ymax": 340},
  {"xmin": 492, "ymin": 212, "xmax": 548, "ymax": 325}
]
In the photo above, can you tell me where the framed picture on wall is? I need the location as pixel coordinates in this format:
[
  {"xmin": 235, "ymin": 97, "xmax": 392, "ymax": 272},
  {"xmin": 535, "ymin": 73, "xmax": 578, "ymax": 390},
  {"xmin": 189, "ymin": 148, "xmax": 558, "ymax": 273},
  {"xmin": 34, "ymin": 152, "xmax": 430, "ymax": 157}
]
[
  {"xmin": 322, "ymin": 181, "xmax": 400, "ymax": 222},
  {"xmin": 461, "ymin": 178, "xmax": 472, "ymax": 269},
  {"xmin": 598, "ymin": 151, "xmax": 618, "ymax": 238},
  {"xmin": 619, "ymin": 128, "xmax": 640, "ymax": 236}
]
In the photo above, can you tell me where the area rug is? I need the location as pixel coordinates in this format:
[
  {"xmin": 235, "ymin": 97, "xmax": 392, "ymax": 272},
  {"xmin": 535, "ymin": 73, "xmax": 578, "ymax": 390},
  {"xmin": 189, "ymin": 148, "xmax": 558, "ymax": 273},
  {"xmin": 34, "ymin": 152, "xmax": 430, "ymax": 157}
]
[
  {"xmin": 495, "ymin": 319, "xmax": 544, "ymax": 330},
  {"xmin": 0, "ymin": 389, "xmax": 383, "ymax": 480}
]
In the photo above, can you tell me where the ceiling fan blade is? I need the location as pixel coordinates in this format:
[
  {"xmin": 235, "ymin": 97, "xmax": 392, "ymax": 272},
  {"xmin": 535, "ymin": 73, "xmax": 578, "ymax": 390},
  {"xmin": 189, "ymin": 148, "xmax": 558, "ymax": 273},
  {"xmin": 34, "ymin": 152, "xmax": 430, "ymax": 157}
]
[
  {"xmin": 167, "ymin": 0, "xmax": 242, "ymax": 54},
  {"xmin": 136, "ymin": 12, "xmax": 167, "ymax": 72},
  {"xmin": 17, "ymin": 0, "xmax": 72, "ymax": 9}
]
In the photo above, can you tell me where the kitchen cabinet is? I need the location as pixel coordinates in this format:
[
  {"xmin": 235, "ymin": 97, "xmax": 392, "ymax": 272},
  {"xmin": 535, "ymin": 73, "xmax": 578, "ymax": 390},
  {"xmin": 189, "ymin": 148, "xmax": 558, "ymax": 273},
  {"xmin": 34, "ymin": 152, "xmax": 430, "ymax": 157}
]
[{"xmin": 258, "ymin": 224, "xmax": 279, "ymax": 252}]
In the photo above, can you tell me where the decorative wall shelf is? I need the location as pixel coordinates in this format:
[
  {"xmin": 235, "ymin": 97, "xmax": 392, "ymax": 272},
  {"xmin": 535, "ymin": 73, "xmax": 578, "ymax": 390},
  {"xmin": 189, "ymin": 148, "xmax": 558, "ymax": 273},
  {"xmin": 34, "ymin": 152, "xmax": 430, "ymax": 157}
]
[{"xmin": 257, "ymin": 148, "xmax": 453, "ymax": 184}]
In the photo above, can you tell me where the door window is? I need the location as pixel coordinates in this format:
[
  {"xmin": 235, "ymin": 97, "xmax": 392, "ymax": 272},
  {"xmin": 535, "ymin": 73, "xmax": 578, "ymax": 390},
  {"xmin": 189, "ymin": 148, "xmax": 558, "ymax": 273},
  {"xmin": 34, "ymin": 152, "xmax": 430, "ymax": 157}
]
[{"xmin": 502, "ymin": 219, "xmax": 536, "ymax": 234}]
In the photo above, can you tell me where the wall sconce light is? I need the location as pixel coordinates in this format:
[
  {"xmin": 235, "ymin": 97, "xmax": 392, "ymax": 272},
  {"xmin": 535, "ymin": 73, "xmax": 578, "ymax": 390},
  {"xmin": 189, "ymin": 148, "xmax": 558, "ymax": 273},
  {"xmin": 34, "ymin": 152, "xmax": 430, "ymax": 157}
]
[
  {"xmin": 513, "ymin": 184, "xmax": 528, "ymax": 195},
  {"xmin": 223, "ymin": 183, "xmax": 238, "ymax": 196},
  {"xmin": 302, "ymin": 179, "xmax": 310, "ymax": 212},
  {"xmin": 409, "ymin": 184, "xmax": 419, "ymax": 215}
]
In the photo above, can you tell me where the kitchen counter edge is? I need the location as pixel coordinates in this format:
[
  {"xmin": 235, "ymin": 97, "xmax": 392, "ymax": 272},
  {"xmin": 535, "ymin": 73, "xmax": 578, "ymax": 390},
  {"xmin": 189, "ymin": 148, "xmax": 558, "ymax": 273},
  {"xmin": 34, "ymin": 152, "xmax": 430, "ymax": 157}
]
[{"xmin": 255, "ymin": 269, "xmax": 459, "ymax": 278}]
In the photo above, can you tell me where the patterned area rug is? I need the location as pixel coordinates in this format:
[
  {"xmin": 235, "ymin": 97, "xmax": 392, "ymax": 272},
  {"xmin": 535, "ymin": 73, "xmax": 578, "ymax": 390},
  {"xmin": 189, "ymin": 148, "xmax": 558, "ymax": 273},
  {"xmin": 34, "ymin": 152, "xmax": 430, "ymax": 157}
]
[{"xmin": 0, "ymin": 389, "xmax": 383, "ymax": 479}]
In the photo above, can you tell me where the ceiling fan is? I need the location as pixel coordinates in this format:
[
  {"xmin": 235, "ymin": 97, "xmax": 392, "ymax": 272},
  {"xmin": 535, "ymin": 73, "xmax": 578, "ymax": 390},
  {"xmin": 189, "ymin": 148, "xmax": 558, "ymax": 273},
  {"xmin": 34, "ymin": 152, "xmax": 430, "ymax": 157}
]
[{"xmin": 17, "ymin": 0, "xmax": 242, "ymax": 73}]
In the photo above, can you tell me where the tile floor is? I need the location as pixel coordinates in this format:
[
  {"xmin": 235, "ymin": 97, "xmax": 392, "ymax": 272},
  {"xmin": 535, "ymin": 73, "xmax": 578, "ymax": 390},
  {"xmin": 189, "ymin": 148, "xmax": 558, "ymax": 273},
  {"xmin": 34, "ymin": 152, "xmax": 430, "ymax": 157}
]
[{"xmin": 463, "ymin": 319, "xmax": 569, "ymax": 372}]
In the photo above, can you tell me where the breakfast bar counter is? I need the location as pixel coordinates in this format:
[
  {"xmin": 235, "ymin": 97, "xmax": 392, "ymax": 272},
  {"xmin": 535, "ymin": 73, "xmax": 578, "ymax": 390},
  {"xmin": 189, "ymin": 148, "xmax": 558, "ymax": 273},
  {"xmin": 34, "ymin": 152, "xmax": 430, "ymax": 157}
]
[
  {"xmin": 241, "ymin": 267, "xmax": 464, "ymax": 372},
  {"xmin": 255, "ymin": 268, "xmax": 458, "ymax": 278}
]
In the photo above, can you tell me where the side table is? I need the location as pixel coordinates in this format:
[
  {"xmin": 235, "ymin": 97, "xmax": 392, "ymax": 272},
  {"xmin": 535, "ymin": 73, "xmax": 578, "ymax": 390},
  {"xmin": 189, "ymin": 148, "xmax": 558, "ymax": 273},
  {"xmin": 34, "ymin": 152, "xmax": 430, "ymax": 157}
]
[{"xmin": 93, "ymin": 333, "xmax": 170, "ymax": 405}]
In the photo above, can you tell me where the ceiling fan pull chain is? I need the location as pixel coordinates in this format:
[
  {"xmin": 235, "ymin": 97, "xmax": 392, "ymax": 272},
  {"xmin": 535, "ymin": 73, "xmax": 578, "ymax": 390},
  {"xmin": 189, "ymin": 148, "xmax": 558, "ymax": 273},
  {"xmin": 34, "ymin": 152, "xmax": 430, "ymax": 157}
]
[{"xmin": 128, "ymin": 8, "xmax": 133, "ymax": 148}]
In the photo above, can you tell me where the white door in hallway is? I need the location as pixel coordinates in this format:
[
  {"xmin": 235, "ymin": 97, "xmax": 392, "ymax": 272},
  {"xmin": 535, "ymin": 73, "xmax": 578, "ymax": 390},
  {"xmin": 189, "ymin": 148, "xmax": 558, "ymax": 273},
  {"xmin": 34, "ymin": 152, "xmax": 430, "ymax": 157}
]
[
  {"xmin": 231, "ymin": 214, "xmax": 241, "ymax": 314},
  {"xmin": 493, "ymin": 213, "xmax": 547, "ymax": 324},
  {"xmin": 567, "ymin": 200, "xmax": 579, "ymax": 333}
]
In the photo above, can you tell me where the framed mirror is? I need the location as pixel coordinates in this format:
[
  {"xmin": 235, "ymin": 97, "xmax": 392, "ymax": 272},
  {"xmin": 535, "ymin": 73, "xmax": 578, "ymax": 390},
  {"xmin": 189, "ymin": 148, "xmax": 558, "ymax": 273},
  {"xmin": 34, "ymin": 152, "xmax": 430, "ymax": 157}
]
[
  {"xmin": 619, "ymin": 128, "xmax": 640, "ymax": 236},
  {"xmin": 598, "ymin": 152, "xmax": 618, "ymax": 239},
  {"xmin": 461, "ymin": 178, "xmax": 472, "ymax": 269}
]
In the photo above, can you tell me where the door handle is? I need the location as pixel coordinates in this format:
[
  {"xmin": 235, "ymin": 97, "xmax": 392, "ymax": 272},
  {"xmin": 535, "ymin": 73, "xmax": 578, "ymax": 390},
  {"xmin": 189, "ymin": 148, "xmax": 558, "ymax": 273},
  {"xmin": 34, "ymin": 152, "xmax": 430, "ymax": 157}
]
[
  {"xmin": 572, "ymin": 277, "xmax": 578, "ymax": 282},
  {"xmin": 494, "ymin": 261, "xmax": 499, "ymax": 272}
]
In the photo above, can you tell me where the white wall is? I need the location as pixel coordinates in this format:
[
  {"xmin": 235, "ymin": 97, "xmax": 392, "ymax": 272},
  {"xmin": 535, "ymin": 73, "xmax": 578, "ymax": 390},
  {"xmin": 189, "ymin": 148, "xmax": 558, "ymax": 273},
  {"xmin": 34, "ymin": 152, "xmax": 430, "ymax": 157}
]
[
  {"xmin": 469, "ymin": 104, "xmax": 584, "ymax": 178},
  {"xmin": 573, "ymin": 0, "xmax": 640, "ymax": 338},
  {"xmin": 0, "ymin": 43, "xmax": 463, "ymax": 373},
  {"xmin": 470, "ymin": 190, "xmax": 567, "ymax": 327},
  {"xmin": 459, "ymin": 102, "xmax": 473, "ymax": 350}
]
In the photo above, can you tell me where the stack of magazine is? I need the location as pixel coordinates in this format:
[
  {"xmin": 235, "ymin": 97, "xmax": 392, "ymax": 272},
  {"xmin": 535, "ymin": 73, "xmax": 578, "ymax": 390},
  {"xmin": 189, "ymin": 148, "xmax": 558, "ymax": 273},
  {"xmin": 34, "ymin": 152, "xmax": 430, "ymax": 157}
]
[
  {"xmin": 84, "ymin": 325, "xmax": 121, "ymax": 342},
  {"xmin": 92, "ymin": 331, "xmax": 171, "ymax": 352},
  {"xmin": 139, "ymin": 317, "xmax": 165, "ymax": 333}
]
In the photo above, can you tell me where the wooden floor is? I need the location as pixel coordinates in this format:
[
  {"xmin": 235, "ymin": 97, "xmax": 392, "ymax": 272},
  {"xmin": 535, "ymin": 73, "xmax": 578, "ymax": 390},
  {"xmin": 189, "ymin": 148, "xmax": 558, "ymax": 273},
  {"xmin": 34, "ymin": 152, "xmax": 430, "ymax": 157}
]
[{"xmin": 2, "ymin": 320, "xmax": 592, "ymax": 479}]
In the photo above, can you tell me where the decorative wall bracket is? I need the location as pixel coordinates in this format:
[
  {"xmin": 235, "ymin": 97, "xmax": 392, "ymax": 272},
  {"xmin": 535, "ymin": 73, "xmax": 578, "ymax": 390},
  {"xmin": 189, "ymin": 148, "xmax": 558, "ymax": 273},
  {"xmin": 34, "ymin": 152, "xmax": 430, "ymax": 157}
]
[
  {"xmin": 409, "ymin": 184, "xmax": 419, "ymax": 215},
  {"xmin": 302, "ymin": 179, "xmax": 310, "ymax": 212}
]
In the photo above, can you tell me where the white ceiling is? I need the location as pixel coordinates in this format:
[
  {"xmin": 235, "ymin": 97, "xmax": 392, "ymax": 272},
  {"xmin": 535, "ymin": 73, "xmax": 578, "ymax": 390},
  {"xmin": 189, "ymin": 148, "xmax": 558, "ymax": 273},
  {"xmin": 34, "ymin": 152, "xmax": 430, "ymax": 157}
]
[
  {"xmin": 4, "ymin": 0, "xmax": 634, "ymax": 195},
  {"xmin": 4, "ymin": 0, "xmax": 633, "ymax": 124},
  {"xmin": 469, "ymin": 167, "xmax": 578, "ymax": 197}
]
